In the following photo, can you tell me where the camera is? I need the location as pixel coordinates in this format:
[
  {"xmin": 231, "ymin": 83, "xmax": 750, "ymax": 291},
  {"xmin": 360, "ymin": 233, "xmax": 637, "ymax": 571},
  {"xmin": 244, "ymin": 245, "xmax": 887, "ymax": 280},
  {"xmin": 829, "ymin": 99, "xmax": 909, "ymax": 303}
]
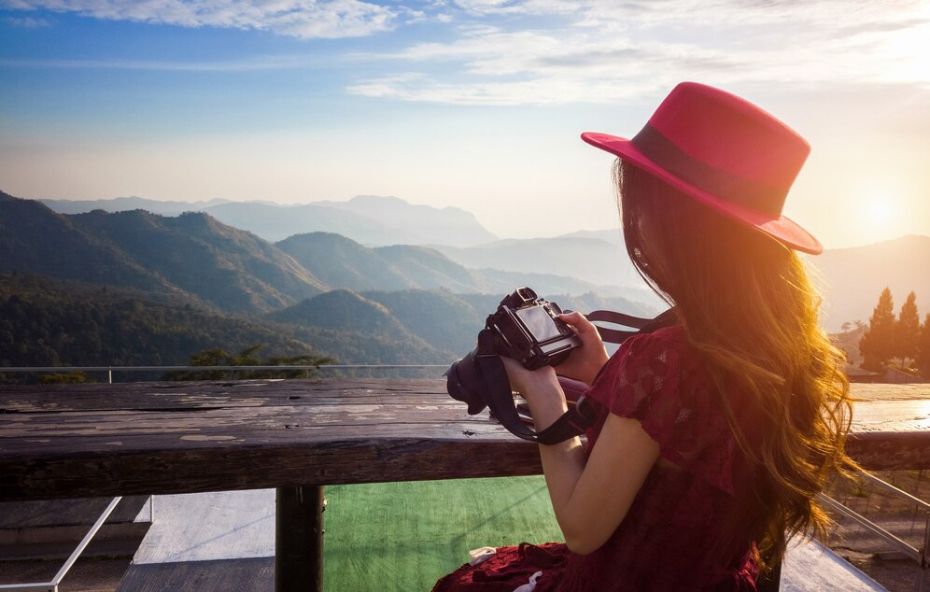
[
  {"xmin": 486, "ymin": 287, "xmax": 581, "ymax": 369},
  {"xmin": 446, "ymin": 286, "xmax": 675, "ymax": 443},
  {"xmin": 446, "ymin": 287, "xmax": 581, "ymax": 418}
]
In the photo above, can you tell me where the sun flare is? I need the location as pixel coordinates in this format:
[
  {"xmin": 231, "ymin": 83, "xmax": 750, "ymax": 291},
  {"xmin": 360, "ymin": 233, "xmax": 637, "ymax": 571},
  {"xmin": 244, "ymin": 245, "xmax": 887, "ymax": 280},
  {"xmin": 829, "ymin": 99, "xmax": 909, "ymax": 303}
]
[{"xmin": 864, "ymin": 199, "xmax": 895, "ymax": 226}]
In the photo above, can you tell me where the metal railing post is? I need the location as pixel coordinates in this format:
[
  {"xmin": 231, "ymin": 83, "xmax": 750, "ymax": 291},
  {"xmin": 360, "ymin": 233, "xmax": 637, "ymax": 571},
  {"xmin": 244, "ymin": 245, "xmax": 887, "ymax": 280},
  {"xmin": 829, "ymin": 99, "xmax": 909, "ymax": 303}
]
[
  {"xmin": 920, "ymin": 513, "xmax": 930, "ymax": 592},
  {"xmin": 0, "ymin": 497, "xmax": 122, "ymax": 592}
]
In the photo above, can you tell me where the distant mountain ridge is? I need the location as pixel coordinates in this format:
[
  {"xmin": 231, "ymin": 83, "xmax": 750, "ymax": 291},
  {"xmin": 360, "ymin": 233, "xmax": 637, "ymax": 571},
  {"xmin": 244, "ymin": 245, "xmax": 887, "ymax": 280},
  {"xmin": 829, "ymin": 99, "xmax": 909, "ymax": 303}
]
[
  {"xmin": 41, "ymin": 194, "xmax": 497, "ymax": 247},
  {"xmin": 277, "ymin": 232, "xmax": 600, "ymax": 296},
  {"xmin": 2, "ymin": 192, "xmax": 328, "ymax": 313},
  {"xmin": 433, "ymin": 236, "xmax": 648, "ymax": 296},
  {"xmin": 0, "ymin": 191, "xmax": 181, "ymax": 296},
  {"xmin": 807, "ymin": 234, "xmax": 930, "ymax": 331},
  {"xmin": 40, "ymin": 196, "xmax": 230, "ymax": 216},
  {"xmin": 14, "ymin": 190, "xmax": 930, "ymax": 335},
  {"xmin": 1, "ymin": 192, "xmax": 619, "ymax": 315}
]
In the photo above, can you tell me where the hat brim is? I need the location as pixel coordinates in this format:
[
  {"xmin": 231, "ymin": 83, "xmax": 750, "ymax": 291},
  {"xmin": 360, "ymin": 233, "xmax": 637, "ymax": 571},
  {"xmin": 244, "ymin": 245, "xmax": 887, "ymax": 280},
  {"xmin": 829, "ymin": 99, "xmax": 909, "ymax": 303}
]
[{"xmin": 581, "ymin": 131, "xmax": 823, "ymax": 255}]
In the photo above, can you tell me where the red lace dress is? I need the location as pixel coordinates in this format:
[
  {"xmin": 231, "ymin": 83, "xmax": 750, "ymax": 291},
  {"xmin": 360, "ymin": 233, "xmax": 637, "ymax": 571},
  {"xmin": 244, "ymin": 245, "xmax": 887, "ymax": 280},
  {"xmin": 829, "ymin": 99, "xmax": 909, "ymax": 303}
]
[{"xmin": 433, "ymin": 325, "xmax": 761, "ymax": 592}]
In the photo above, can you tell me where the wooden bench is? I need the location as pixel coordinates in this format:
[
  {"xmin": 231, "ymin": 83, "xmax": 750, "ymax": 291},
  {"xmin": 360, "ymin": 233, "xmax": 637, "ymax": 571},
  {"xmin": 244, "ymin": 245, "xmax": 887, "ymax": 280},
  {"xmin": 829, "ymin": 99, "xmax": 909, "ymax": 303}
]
[{"xmin": 1, "ymin": 379, "xmax": 927, "ymax": 591}]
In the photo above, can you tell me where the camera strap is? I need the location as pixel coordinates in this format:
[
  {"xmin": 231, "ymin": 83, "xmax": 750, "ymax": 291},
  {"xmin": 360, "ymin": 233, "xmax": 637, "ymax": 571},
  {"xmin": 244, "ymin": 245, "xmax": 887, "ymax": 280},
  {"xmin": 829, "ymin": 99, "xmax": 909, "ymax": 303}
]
[{"xmin": 476, "ymin": 307, "xmax": 678, "ymax": 445}]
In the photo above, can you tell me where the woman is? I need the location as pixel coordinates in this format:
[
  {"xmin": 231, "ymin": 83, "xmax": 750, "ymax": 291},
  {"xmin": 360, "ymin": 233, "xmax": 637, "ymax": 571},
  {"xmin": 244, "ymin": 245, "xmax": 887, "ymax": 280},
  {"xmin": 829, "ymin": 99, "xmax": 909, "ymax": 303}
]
[{"xmin": 433, "ymin": 82, "xmax": 855, "ymax": 591}]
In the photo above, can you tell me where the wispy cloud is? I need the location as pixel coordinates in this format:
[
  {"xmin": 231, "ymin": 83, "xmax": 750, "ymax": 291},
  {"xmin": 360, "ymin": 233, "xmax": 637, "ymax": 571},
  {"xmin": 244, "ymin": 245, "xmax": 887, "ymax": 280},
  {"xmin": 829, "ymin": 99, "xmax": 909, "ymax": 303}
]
[
  {"xmin": 1, "ymin": 0, "xmax": 398, "ymax": 39},
  {"xmin": 4, "ymin": 14, "xmax": 50, "ymax": 27},
  {"xmin": 451, "ymin": 0, "xmax": 579, "ymax": 16},
  {"xmin": 0, "ymin": 54, "xmax": 328, "ymax": 72},
  {"xmin": 3, "ymin": 0, "xmax": 929, "ymax": 105},
  {"xmin": 347, "ymin": 0, "xmax": 930, "ymax": 105}
]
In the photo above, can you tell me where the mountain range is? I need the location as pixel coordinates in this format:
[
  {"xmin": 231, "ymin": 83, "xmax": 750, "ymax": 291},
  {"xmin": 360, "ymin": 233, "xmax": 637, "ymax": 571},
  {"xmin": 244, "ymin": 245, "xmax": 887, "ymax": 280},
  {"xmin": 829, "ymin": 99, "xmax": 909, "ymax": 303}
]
[
  {"xmin": 276, "ymin": 232, "xmax": 605, "ymax": 296},
  {"xmin": 5, "ymin": 189, "xmax": 929, "ymax": 368},
  {"xmin": 42, "ymin": 194, "xmax": 497, "ymax": 247},
  {"xmin": 2, "ymin": 192, "xmax": 607, "ymax": 313},
  {"xmin": 433, "ymin": 236, "xmax": 647, "ymax": 298},
  {"xmin": 1, "ymin": 190, "xmax": 658, "ymax": 367},
  {"xmin": 38, "ymin": 196, "xmax": 230, "ymax": 216}
]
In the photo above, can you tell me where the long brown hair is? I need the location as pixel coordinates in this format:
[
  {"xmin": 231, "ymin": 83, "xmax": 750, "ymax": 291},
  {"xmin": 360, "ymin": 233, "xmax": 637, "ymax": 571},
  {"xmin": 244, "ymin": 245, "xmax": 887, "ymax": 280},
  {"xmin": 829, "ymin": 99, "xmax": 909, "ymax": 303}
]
[{"xmin": 615, "ymin": 160, "xmax": 855, "ymax": 567}]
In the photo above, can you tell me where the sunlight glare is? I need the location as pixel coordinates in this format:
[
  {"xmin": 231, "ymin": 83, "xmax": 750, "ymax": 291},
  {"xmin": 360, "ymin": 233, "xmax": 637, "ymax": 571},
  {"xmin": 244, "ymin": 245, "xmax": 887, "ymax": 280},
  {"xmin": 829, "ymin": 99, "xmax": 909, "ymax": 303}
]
[
  {"xmin": 854, "ymin": 181, "xmax": 905, "ymax": 244},
  {"xmin": 865, "ymin": 199, "xmax": 895, "ymax": 227},
  {"xmin": 877, "ymin": 9, "xmax": 930, "ymax": 83}
]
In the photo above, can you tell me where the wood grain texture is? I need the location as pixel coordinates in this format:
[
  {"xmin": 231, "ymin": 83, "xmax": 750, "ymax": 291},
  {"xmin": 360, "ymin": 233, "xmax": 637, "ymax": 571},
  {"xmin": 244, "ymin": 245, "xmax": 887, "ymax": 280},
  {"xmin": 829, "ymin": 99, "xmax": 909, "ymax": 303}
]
[
  {"xmin": 0, "ymin": 379, "xmax": 539, "ymax": 501},
  {"xmin": 0, "ymin": 379, "xmax": 927, "ymax": 501}
]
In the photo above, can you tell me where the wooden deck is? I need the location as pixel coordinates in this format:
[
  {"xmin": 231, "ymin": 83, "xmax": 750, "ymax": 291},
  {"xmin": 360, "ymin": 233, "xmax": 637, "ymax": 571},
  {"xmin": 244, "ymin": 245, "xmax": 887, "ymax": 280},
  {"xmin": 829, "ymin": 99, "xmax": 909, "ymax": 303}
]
[{"xmin": 0, "ymin": 379, "xmax": 927, "ymax": 591}]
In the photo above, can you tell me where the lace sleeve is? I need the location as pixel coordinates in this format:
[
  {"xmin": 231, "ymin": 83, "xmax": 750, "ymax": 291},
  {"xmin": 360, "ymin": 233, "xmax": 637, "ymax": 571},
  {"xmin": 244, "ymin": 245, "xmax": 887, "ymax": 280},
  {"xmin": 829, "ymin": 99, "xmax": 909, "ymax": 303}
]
[
  {"xmin": 585, "ymin": 327, "xmax": 740, "ymax": 493},
  {"xmin": 586, "ymin": 329, "xmax": 692, "ymax": 463}
]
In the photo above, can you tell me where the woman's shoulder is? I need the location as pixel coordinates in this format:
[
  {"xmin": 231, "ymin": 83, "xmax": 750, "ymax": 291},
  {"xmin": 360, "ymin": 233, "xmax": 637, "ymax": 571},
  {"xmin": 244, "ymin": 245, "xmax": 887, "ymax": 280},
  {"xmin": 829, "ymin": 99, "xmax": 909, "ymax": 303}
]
[
  {"xmin": 586, "ymin": 323, "xmax": 736, "ymax": 483},
  {"xmin": 605, "ymin": 322, "xmax": 696, "ymax": 376},
  {"xmin": 586, "ymin": 323, "xmax": 707, "ymax": 425}
]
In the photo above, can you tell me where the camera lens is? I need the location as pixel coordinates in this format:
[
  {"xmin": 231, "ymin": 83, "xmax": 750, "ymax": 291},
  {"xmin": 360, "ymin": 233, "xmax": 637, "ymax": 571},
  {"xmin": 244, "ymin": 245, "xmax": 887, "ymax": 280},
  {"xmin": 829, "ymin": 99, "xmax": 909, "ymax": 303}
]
[{"xmin": 445, "ymin": 350, "xmax": 487, "ymax": 415}]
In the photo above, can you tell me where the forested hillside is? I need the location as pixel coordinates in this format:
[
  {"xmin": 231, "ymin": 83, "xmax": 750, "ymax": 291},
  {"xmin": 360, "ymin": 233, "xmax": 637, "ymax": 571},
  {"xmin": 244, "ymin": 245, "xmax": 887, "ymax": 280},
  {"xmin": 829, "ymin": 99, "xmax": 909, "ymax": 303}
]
[
  {"xmin": 267, "ymin": 289, "xmax": 447, "ymax": 362},
  {"xmin": 3, "ymin": 192, "xmax": 608, "ymax": 313},
  {"xmin": 0, "ymin": 191, "xmax": 177, "ymax": 296},
  {"xmin": 1, "ymin": 193, "xmax": 326, "ymax": 313},
  {"xmin": 73, "ymin": 209, "xmax": 326, "ymax": 312},
  {"xmin": 0, "ymin": 274, "xmax": 314, "ymax": 368},
  {"xmin": 0, "ymin": 275, "xmax": 474, "ymax": 369}
]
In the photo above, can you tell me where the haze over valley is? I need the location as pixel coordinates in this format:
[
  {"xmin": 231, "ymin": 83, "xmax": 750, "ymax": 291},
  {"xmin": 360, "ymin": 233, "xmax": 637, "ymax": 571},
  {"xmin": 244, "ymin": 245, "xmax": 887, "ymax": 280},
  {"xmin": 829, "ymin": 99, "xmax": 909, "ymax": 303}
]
[{"xmin": 3, "ymin": 191, "xmax": 927, "ymax": 371}]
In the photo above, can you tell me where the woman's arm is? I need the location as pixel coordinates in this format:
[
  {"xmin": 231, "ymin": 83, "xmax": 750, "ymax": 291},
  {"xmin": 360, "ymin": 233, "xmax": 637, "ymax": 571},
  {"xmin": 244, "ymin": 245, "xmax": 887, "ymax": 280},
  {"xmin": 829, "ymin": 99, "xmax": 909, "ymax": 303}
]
[{"xmin": 505, "ymin": 362, "xmax": 660, "ymax": 555}]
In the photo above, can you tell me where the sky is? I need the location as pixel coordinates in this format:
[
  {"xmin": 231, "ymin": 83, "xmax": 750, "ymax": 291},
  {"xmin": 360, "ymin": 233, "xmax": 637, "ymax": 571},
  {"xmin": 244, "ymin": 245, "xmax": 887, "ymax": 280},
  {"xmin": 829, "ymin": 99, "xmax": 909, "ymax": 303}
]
[{"xmin": 1, "ymin": 0, "xmax": 929, "ymax": 248}]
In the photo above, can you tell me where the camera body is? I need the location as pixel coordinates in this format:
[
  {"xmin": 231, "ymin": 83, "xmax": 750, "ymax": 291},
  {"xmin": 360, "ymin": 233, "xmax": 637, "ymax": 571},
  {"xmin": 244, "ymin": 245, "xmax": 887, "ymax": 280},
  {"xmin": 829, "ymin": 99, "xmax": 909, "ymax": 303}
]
[{"xmin": 487, "ymin": 287, "xmax": 582, "ymax": 369}]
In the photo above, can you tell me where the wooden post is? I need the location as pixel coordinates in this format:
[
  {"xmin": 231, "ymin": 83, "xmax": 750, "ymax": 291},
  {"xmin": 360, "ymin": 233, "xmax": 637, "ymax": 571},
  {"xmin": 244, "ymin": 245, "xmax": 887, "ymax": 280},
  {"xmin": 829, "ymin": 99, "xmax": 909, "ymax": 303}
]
[{"xmin": 276, "ymin": 485, "xmax": 324, "ymax": 592}]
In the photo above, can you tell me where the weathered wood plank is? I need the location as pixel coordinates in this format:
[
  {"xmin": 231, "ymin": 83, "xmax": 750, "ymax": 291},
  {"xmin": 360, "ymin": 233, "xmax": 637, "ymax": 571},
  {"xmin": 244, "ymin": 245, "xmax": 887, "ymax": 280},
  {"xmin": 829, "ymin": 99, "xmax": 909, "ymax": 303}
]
[
  {"xmin": 0, "ymin": 379, "xmax": 927, "ymax": 503},
  {"xmin": 0, "ymin": 402, "xmax": 477, "ymax": 437},
  {"xmin": 0, "ymin": 434, "xmax": 542, "ymax": 500},
  {"xmin": 0, "ymin": 379, "xmax": 447, "ymax": 413}
]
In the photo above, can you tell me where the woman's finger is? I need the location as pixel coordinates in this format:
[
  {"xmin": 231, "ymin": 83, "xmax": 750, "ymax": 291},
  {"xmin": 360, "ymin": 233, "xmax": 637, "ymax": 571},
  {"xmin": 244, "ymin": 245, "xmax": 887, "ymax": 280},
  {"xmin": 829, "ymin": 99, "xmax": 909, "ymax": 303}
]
[{"xmin": 559, "ymin": 311, "xmax": 598, "ymax": 337}]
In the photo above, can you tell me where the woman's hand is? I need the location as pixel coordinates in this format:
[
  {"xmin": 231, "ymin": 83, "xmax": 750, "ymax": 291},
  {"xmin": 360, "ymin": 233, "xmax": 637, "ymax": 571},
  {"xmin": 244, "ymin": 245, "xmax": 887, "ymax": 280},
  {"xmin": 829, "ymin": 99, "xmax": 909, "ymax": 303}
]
[
  {"xmin": 554, "ymin": 311, "xmax": 609, "ymax": 385},
  {"xmin": 500, "ymin": 357, "xmax": 566, "ymax": 432},
  {"xmin": 500, "ymin": 356, "xmax": 558, "ymax": 398}
]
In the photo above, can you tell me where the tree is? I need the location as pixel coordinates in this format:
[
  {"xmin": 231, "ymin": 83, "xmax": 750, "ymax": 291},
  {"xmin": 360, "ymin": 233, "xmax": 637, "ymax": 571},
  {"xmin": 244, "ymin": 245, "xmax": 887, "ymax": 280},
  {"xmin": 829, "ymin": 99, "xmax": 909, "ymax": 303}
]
[
  {"xmin": 165, "ymin": 344, "xmax": 333, "ymax": 381},
  {"xmin": 859, "ymin": 288, "xmax": 896, "ymax": 371},
  {"xmin": 917, "ymin": 313, "xmax": 930, "ymax": 380},
  {"xmin": 894, "ymin": 291, "xmax": 920, "ymax": 369}
]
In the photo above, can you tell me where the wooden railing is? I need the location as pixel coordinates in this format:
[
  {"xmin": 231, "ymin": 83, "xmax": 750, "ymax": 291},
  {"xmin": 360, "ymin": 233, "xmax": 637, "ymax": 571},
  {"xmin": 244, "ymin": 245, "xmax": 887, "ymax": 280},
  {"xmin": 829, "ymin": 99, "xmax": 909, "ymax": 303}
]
[{"xmin": 1, "ymin": 378, "xmax": 928, "ymax": 591}]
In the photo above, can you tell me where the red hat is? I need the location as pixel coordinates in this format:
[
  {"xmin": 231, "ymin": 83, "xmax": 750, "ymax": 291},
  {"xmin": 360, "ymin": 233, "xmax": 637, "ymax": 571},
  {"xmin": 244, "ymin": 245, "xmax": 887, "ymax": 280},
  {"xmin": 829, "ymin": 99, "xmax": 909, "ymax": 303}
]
[{"xmin": 582, "ymin": 82, "xmax": 822, "ymax": 254}]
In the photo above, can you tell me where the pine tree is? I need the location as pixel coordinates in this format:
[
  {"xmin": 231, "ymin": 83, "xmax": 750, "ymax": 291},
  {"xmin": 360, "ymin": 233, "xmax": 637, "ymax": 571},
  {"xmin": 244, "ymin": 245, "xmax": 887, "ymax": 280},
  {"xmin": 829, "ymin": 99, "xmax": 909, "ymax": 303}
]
[
  {"xmin": 917, "ymin": 313, "xmax": 930, "ymax": 380},
  {"xmin": 895, "ymin": 291, "xmax": 920, "ymax": 368},
  {"xmin": 859, "ymin": 287, "xmax": 896, "ymax": 372}
]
